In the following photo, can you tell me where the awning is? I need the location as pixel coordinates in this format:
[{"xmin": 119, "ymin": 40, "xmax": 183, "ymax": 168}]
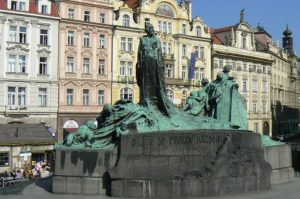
[{"xmin": 0, "ymin": 124, "xmax": 57, "ymax": 146}]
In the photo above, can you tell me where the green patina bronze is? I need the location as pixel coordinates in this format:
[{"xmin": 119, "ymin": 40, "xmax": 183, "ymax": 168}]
[
  {"xmin": 261, "ymin": 135, "xmax": 285, "ymax": 147},
  {"xmin": 58, "ymin": 23, "xmax": 248, "ymax": 149}
]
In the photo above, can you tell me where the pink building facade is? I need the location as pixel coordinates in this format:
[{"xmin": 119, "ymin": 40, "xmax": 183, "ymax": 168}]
[{"xmin": 57, "ymin": 0, "xmax": 113, "ymax": 141}]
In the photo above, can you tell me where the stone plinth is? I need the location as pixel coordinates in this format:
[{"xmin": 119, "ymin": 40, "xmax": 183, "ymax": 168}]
[
  {"xmin": 52, "ymin": 149, "xmax": 116, "ymax": 195},
  {"xmin": 109, "ymin": 130, "xmax": 272, "ymax": 198},
  {"xmin": 264, "ymin": 144, "xmax": 294, "ymax": 184}
]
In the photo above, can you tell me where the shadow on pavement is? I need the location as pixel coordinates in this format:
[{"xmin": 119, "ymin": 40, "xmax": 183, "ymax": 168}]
[
  {"xmin": 35, "ymin": 177, "xmax": 52, "ymax": 193},
  {"xmin": 0, "ymin": 180, "xmax": 33, "ymax": 195}
]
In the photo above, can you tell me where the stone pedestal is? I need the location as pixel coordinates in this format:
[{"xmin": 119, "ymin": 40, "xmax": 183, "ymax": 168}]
[
  {"xmin": 109, "ymin": 130, "xmax": 272, "ymax": 198},
  {"xmin": 52, "ymin": 130, "xmax": 272, "ymax": 198},
  {"xmin": 52, "ymin": 149, "xmax": 115, "ymax": 195},
  {"xmin": 264, "ymin": 144, "xmax": 294, "ymax": 184}
]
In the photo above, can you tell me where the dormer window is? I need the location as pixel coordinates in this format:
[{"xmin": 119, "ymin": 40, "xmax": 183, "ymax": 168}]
[
  {"xmin": 10, "ymin": 1, "xmax": 27, "ymax": 11},
  {"xmin": 41, "ymin": 5, "xmax": 48, "ymax": 14},
  {"xmin": 242, "ymin": 36, "xmax": 247, "ymax": 49},
  {"xmin": 196, "ymin": 26, "xmax": 202, "ymax": 37},
  {"xmin": 11, "ymin": 1, "xmax": 17, "ymax": 10},
  {"xmin": 123, "ymin": 15, "xmax": 130, "ymax": 27}
]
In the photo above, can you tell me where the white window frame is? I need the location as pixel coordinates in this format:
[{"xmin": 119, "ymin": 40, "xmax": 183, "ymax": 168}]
[
  {"xmin": 39, "ymin": 57, "xmax": 48, "ymax": 74},
  {"xmin": 99, "ymin": 59, "xmax": 105, "ymax": 75},
  {"xmin": 67, "ymin": 57, "xmax": 74, "ymax": 73},
  {"xmin": 83, "ymin": 89, "xmax": 90, "ymax": 106},
  {"xmin": 83, "ymin": 32, "xmax": 90, "ymax": 47},
  {"xmin": 67, "ymin": 89, "xmax": 74, "ymax": 105},
  {"xmin": 120, "ymin": 88, "xmax": 134, "ymax": 101},
  {"xmin": 68, "ymin": 8, "xmax": 75, "ymax": 19},
  {"xmin": 98, "ymin": 90, "xmax": 105, "ymax": 106},
  {"xmin": 100, "ymin": 13, "xmax": 105, "ymax": 23},
  {"xmin": 38, "ymin": 88, "xmax": 47, "ymax": 107},
  {"xmin": 99, "ymin": 34, "xmax": 105, "ymax": 49},
  {"xmin": 67, "ymin": 31, "xmax": 74, "ymax": 46},
  {"xmin": 83, "ymin": 58, "xmax": 90, "ymax": 73},
  {"xmin": 40, "ymin": 29, "xmax": 48, "ymax": 45}
]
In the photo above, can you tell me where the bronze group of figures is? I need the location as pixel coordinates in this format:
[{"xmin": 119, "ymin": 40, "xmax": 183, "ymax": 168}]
[{"xmin": 62, "ymin": 23, "xmax": 248, "ymax": 149}]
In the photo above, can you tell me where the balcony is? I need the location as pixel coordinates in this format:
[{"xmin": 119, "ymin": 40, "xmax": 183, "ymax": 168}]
[
  {"xmin": 118, "ymin": 75, "xmax": 135, "ymax": 84},
  {"xmin": 4, "ymin": 105, "xmax": 28, "ymax": 116}
]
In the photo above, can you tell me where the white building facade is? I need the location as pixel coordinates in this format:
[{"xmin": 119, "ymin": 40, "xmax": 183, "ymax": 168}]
[{"xmin": 0, "ymin": 0, "xmax": 59, "ymax": 132}]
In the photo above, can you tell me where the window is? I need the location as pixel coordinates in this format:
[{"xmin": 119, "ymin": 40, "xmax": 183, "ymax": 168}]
[
  {"xmin": 254, "ymin": 123, "xmax": 259, "ymax": 133},
  {"xmin": 83, "ymin": 58, "xmax": 90, "ymax": 73},
  {"xmin": 127, "ymin": 62, "xmax": 133, "ymax": 76},
  {"xmin": 167, "ymin": 22, "xmax": 172, "ymax": 34},
  {"xmin": 8, "ymin": 55, "xmax": 16, "ymax": 72},
  {"xmin": 40, "ymin": 29, "xmax": 48, "ymax": 45},
  {"xmin": 84, "ymin": 11, "xmax": 90, "ymax": 22},
  {"xmin": 242, "ymin": 80, "xmax": 247, "ymax": 92},
  {"xmin": 120, "ymin": 61, "xmax": 126, "ymax": 76},
  {"xmin": 67, "ymin": 89, "xmax": 74, "ymax": 105},
  {"xmin": 262, "ymin": 81, "xmax": 267, "ymax": 93},
  {"xmin": 262, "ymin": 102, "xmax": 267, "ymax": 114},
  {"xmin": 166, "ymin": 89, "xmax": 174, "ymax": 102},
  {"xmin": 253, "ymin": 65, "xmax": 257, "ymax": 72},
  {"xmin": 19, "ymin": 27, "xmax": 26, "ymax": 43},
  {"xmin": 8, "ymin": 87, "xmax": 16, "ymax": 106},
  {"xmin": 99, "ymin": 34, "xmax": 105, "ymax": 48},
  {"xmin": 243, "ymin": 63, "xmax": 247, "ymax": 71},
  {"xmin": 199, "ymin": 47, "xmax": 205, "ymax": 60},
  {"xmin": 121, "ymin": 37, "xmax": 126, "ymax": 51},
  {"xmin": 182, "ymin": 66, "xmax": 187, "ymax": 79},
  {"xmin": 165, "ymin": 64, "xmax": 174, "ymax": 78},
  {"xmin": 98, "ymin": 90, "xmax": 105, "ymax": 106},
  {"xmin": 163, "ymin": 43, "xmax": 172, "ymax": 55},
  {"xmin": 194, "ymin": 67, "xmax": 199, "ymax": 80},
  {"xmin": 38, "ymin": 88, "xmax": 47, "ymax": 107},
  {"xmin": 262, "ymin": 66, "xmax": 267, "ymax": 74},
  {"xmin": 9, "ymin": 26, "xmax": 17, "ymax": 42},
  {"xmin": 182, "ymin": 45, "xmax": 187, "ymax": 57},
  {"xmin": 68, "ymin": 8, "xmax": 75, "ymax": 19},
  {"xmin": 120, "ymin": 61, "xmax": 133, "ymax": 76},
  {"xmin": 128, "ymin": 38, "xmax": 133, "ymax": 52},
  {"xmin": 252, "ymin": 102, "xmax": 258, "ymax": 113},
  {"xmin": 158, "ymin": 21, "xmax": 162, "ymax": 32},
  {"xmin": 67, "ymin": 31, "xmax": 74, "ymax": 45},
  {"xmin": 182, "ymin": 24, "xmax": 187, "ymax": 35},
  {"xmin": 232, "ymin": 61, "xmax": 237, "ymax": 70},
  {"xmin": 120, "ymin": 88, "xmax": 133, "ymax": 101},
  {"xmin": 219, "ymin": 59, "xmax": 224, "ymax": 68},
  {"xmin": 99, "ymin": 59, "xmax": 105, "ymax": 75},
  {"xmin": 100, "ymin": 13, "xmax": 105, "ymax": 23},
  {"xmin": 123, "ymin": 15, "xmax": 130, "ymax": 27},
  {"xmin": 18, "ymin": 87, "xmax": 26, "ymax": 106},
  {"xmin": 196, "ymin": 26, "xmax": 202, "ymax": 37},
  {"xmin": 120, "ymin": 37, "xmax": 133, "ymax": 52},
  {"xmin": 83, "ymin": 32, "xmax": 90, "ymax": 47},
  {"xmin": 67, "ymin": 57, "xmax": 74, "ymax": 73},
  {"xmin": 39, "ymin": 57, "xmax": 47, "ymax": 74},
  {"xmin": 144, "ymin": 18, "xmax": 150, "ymax": 29},
  {"xmin": 199, "ymin": 68, "xmax": 205, "ymax": 80},
  {"xmin": 194, "ymin": 46, "xmax": 199, "ymax": 58},
  {"xmin": 252, "ymin": 80, "xmax": 258, "ymax": 92},
  {"xmin": 242, "ymin": 36, "xmax": 247, "ymax": 49},
  {"xmin": 83, "ymin": 89, "xmax": 90, "ymax": 106},
  {"xmin": 41, "ymin": 5, "xmax": 48, "ymax": 14},
  {"xmin": 11, "ymin": 1, "xmax": 17, "ymax": 10},
  {"xmin": 0, "ymin": 152, "xmax": 9, "ymax": 167},
  {"xmin": 19, "ymin": 55, "xmax": 26, "ymax": 73},
  {"xmin": 19, "ymin": 1, "xmax": 26, "ymax": 10}
]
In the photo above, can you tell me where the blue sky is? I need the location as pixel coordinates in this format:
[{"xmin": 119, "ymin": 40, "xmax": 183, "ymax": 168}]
[{"xmin": 192, "ymin": 0, "xmax": 300, "ymax": 56}]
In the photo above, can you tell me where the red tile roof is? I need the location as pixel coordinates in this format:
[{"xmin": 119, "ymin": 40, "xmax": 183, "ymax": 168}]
[{"xmin": 0, "ymin": 0, "xmax": 59, "ymax": 17}]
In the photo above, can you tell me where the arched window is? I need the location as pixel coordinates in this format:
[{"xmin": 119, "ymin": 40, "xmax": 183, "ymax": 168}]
[
  {"xmin": 182, "ymin": 44, "xmax": 187, "ymax": 57},
  {"xmin": 120, "ymin": 88, "xmax": 134, "ymax": 101},
  {"xmin": 123, "ymin": 15, "xmax": 130, "ymax": 27},
  {"xmin": 166, "ymin": 89, "xmax": 174, "ymax": 102},
  {"xmin": 196, "ymin": 26, "xmax": 202, "ymax": 37}
]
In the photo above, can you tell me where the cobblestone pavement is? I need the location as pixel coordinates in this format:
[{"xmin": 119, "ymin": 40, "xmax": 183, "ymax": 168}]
[{"xmin": 1, "ymin": 177, "xmax": 300, "ymax": 199}]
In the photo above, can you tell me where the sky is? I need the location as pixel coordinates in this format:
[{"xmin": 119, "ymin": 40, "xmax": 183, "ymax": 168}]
[{"xmin": 192, "ymin": 0, "xmax": 300, "ymax": 56}]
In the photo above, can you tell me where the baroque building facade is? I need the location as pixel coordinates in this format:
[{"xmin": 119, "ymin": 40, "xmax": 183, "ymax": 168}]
[
  {"xmin": 0, "ymin": 0, "xmax": 59, "ymax": 170},
  {"xmin": 57, "ymin": 0, "xmax": 113, "ymax": 141},
  {"xmin": 255, "ymin": 25, "xmax": 299, "ymax": 136},
  {"xmin": 211, "ymin": 13, "xmax": 274, "ymax": 135},
  {"xmin": 112, "ymin": 0, "xmax": 211, "ymax": 106}
]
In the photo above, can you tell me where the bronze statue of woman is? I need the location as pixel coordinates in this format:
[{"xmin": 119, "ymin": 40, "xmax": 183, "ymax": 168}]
[{"xmin": 136, "ymin": 23, "xmax": 173, "ymax": 117}]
